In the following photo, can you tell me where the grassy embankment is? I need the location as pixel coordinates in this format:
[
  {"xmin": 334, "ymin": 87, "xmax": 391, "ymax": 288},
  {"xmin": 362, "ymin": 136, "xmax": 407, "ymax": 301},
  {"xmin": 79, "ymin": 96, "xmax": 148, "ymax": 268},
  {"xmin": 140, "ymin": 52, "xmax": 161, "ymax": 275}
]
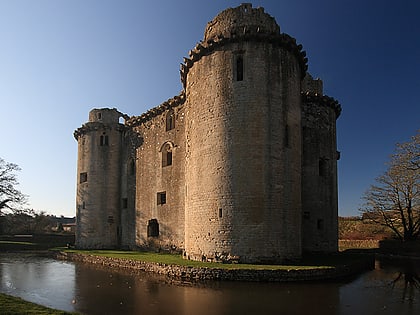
[
  {"xmin": 62, "ymin": 248, "xmax": 370, "ymax": 270},
  {"xmin": 0, "ymin": 293, "xmax": 77, "ymax": 315},
  {"xmin": 0, "ymin": 234, "xmax": 74, "ymax": 251}
]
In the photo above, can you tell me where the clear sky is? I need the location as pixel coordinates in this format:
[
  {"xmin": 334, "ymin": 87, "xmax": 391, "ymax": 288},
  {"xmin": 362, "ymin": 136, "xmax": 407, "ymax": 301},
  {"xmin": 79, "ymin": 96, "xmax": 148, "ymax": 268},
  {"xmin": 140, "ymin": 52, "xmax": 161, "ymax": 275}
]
[{"xmin": 0, "ymin": 0, "xmax": 419, "ymax": 218}]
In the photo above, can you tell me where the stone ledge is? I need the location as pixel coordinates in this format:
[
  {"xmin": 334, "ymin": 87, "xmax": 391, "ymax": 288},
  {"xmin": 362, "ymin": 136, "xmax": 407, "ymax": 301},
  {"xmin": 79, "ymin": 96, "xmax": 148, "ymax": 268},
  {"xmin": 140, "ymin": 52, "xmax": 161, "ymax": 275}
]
[{"xmin": 55, "ymin": 251, "xmax": 374, "ymax": 282}]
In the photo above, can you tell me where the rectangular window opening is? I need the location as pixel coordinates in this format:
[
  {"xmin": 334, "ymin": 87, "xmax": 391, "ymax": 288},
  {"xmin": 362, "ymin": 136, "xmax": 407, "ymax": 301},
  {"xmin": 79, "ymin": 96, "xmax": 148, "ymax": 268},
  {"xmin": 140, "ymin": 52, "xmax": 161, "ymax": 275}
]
[
  {"xmin": 122, "ymin": 198, "xmax": 128, "ymax": 209},
  {"xmin": 236, "ymin": 56, "xmax": 244, "ymax": 81},
  {"xmin": 319, "ymin": 158, "xmax": 327, "ymax": 177},
  {"xmin": 100, "ymin": 135, "xmax": 109, "ymax": 146},
  {"xmin": 80, "ymin": 172, "xmax": 87, "ymax": 183},
  {"xmin": 218, "ymin": 208, "xmax": 223, "ymax": 218},
  {"xmin": 284, "ymin": 125, "xmax": 290, "ymax": 148},
  {"xmin": 317, "ymin": 219, "xmax": 324, "ymax": 230},
  {"xmin": 157, "ymin": 192, "xmax": 166, "ymax": 205}
]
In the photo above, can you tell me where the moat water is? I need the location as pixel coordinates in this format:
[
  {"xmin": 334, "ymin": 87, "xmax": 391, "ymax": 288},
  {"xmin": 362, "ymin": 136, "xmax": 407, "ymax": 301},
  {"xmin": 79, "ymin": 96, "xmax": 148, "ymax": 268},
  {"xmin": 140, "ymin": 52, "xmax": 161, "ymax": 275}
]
[{"xmin": 0, "ymin": 253, "xmax": 419, "ymax": 315}]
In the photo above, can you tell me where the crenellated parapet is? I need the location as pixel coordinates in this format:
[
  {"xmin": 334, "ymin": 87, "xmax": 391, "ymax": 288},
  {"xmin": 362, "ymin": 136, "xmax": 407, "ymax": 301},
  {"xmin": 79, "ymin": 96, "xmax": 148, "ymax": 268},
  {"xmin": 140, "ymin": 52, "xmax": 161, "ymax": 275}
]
[
  {"xmin": 125, "ymin": 92, "xmax": 186, "ymax": 127},
  {"xmin": 302, "ymin": 92, "xmax": 342, "ymax": 118},
  {"xmin": 180, "ymin": 4, "xmax": 308, "ymax": 88}
]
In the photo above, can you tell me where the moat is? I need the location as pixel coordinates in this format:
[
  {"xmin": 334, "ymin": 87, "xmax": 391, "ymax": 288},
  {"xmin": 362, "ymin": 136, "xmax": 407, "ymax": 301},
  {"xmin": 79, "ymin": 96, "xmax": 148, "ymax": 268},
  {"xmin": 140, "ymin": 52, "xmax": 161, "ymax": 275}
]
[{"xmin": 1, "ymin": 253, "xmax": 419, "ymax": 315}]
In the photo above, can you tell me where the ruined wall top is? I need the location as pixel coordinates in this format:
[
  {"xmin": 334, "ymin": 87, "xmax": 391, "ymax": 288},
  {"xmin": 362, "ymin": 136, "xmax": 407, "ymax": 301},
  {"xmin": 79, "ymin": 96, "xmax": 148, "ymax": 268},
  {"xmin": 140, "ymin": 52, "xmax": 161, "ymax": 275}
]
[
  {"xmin": 88, "ymin": 108, "xmax": 127, "ymax": 124},
  {"xmin": 204, "ymin": 3, "xmax": 280, "ymax": 41},
  {"xmin": 302, "ymin": 73, "xmax": 323, "ymax": 95}
]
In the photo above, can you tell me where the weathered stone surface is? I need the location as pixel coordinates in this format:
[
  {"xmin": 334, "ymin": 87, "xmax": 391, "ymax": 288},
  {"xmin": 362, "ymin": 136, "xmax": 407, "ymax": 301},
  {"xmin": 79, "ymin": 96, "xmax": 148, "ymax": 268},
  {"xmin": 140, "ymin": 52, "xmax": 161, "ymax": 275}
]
[{"xmin": 74, "ymin": 4, "xmax": 341, "ymax": 263}]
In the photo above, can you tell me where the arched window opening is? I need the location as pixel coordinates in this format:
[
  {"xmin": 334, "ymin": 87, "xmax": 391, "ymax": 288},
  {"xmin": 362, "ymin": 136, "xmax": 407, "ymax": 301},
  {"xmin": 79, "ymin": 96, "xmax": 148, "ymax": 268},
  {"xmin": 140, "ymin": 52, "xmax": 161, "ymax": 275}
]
[
  {"xmin": 236, "ymin": 56, "xmax": 244, "ymax": 81},
  {"xmin": 166, "ymin": 110, "xmax": 175, "ymax": 131},
  {"xmin": 147, "ymin": 219, "xmax": 159, "ymax": 237},
  {"xmin": 162, "ymin": 143, "xmax": 173, "ymax": 167}
]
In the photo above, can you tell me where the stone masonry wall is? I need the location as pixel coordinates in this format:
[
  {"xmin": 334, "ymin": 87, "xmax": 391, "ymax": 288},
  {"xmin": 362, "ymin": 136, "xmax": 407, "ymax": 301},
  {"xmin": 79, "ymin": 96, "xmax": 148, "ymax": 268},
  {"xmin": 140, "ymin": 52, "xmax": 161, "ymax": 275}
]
[
  {"xmin": 302, "ymin": 93, "xmax": 340, "ymax": 252},
  {"xmin": 75, "ymin": 109, "xmax": 125, "ymax": 249},
  {"xmin": 184, "ymin": 38, "xmax": 303, "ymax": 262},
  {"xmin": 134, "ymin": 105, "xmax": 186, "ymax": 251}
]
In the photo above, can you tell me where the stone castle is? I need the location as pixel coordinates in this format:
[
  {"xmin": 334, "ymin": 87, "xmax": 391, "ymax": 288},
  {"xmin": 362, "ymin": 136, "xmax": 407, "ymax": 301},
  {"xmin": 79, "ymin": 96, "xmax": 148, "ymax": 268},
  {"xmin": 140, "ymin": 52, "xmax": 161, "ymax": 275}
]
[{"xmin": 74, "ymin": 4, "xmax": 341, "ymax": 263}]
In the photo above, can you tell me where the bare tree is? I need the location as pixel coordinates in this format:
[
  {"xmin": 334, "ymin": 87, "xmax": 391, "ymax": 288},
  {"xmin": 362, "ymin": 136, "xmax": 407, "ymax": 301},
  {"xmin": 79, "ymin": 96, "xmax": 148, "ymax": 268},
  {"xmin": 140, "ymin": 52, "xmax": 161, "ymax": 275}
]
[
  {"xmin": 361, "ymin": 130, "xmax": 420, "ymax": 241},
  {"xmin": 0, "ymin": 157, "xmax": 27, "ymax": 213}
]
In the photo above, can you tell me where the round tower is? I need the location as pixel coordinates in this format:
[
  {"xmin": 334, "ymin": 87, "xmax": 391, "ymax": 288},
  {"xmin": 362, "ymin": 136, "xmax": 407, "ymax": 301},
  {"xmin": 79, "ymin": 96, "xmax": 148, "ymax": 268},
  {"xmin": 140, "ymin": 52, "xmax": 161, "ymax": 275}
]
[
  {"xmin": 182, "ymin": 4, "xmax": 307, "ymax": 263},
  {"xmin": 301, "ymin": 74, "xmax": 341, "ymax": 252},
  {"xmin": 74, "ymin": 108, "xmax": 125, "ymax": 249}
]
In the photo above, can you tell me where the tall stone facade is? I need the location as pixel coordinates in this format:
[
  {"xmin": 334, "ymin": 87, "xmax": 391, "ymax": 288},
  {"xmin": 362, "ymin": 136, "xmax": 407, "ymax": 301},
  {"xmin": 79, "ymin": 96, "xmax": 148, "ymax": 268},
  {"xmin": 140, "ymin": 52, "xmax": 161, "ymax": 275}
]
[{"xmin": 74, "ymin": 4, "xmax": 341, "ymax": 263}]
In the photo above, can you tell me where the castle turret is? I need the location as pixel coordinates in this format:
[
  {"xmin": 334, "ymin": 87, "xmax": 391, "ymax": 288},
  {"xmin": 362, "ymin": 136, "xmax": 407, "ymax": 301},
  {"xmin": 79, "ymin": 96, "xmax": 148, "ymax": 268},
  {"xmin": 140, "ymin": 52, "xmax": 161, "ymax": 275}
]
[
  {"xmin": 301, "ymin": 74, "xmax": 341, "ymax": 252},
  {"xmin": 182, "ymin": 4, "xmax": 307, "ymax": 263},
  {"xmin": 74, "ymin": 108, "xmax": 125, "ymax": 248}
]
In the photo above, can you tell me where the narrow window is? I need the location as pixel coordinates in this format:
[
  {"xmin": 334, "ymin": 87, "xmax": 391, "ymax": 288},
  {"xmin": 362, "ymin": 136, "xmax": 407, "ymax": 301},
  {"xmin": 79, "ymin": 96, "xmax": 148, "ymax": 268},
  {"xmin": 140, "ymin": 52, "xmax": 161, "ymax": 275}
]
[
  {"xmin": 317, "ymin": 219, "xmax": 324, "ymax": 230},
  {"xmin": 162, "ymin": 143, "xmax": 172, "ymax": 167},
  {"xmin": 157, "ymin": 192, "xmax": 166, "ymax": 205},
  {"xmin": 166, "ymin": 110, "xmax": 175, "ymax": 131},
  {"xmin": 97, "ymin": 112, "xmax": 102, "ymax": 120},
  {"xmin": 219, "ymin": 208, "xmax": 223, "ymax": 218},
  {"xmin": 236, "ymin": 56, "xmax": 244, "ymax": 81},
  {"xmin": 147, "ymin": 219, "xmax": 159, "ymax": 237},
  {"xmin": 319, "ymin": 158, "xmax": 327, "ymax": 177},
  {"xmin": 80, "ymin": 172, "xmax": 87, "ymax": 183},
  {"xmin": 82, "ymin": 201, "xmax": 86, "ymax": 209},
  {"xmin": 166, "ymin": 151, "xmax": 172, "ymax": 166},
  {"xmin": 122, "ymin": 198, "xmax": 128, "ymax": 209},
  {"xmin": 284, "ymin": 125, "xmax": 290, "ymax": 148},
  {"xmin": 100, "ymin": 135, "xmax": 109, "ymax": 146},
  {"xmin": 129, "ymin": 159, "xmax": 135, "ymax": 175}
]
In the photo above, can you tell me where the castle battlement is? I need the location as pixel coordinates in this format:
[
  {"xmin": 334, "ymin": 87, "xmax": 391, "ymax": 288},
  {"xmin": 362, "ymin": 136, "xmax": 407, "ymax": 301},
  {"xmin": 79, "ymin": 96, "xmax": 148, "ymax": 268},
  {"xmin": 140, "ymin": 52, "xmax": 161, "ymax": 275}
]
[{"xmin": 75, "ymin": 4, "xmax": 341, "ymax": 263}]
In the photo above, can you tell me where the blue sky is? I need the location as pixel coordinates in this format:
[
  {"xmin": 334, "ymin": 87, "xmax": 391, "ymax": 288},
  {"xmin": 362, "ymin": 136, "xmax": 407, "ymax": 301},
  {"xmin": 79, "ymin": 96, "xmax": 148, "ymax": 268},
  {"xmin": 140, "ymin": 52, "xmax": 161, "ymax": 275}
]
[{"xmin": 0, "ymin": 0, "xmax": 419, "ymax": 218}]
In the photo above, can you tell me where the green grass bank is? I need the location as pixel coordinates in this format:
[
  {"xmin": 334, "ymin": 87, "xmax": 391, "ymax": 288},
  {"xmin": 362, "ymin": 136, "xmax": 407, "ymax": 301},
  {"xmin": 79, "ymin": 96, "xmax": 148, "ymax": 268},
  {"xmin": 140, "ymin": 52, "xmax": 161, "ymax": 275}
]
[{"xmin": 0, "ymin": 293, "xmax": 77, "ymax": 315}]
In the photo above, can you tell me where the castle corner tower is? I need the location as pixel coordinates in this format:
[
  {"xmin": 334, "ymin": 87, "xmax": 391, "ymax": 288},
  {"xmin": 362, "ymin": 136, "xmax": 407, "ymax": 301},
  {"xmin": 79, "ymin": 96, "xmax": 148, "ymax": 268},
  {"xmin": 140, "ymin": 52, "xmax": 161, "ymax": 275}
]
[
  {"xmin": 74, "ymin": 108, "xmax": 126, "ymax": 249},
  {"xmin": 182, "ymin": 4, "xmax": 308, "ymax": 263}
]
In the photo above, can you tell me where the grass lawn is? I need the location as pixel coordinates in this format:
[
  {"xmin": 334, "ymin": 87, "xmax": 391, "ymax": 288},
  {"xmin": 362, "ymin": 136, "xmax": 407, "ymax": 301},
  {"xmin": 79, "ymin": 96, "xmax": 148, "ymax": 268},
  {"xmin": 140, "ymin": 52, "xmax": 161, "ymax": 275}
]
[
  {"xmin": 60, "ymin": 249, "xmax": 356, "ymax": 270},
  {"xmin": 0, "ymin": 293, "xmax": 77, "ymax": 315}
]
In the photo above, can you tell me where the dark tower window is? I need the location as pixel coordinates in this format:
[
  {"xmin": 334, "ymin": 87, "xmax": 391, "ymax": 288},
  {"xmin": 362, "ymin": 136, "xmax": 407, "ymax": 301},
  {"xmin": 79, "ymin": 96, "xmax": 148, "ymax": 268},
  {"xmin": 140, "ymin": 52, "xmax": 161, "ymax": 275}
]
[
  {"xmin": 236, "ymin": 56, "xmax": 244, "ymax": 81},
  {"xmin": 162, "ymin": 143, "xmax": 173, "ymax": 167},
  {"xmin": 317, "ymin": 219, "xmax": 324, "ymax": 230},
  {"xmin": 219, "ymin": 208, "xmax": 223, "ymax": 218},
  {"xmin": 122, "ymin": 198, "xmax": 128, "ymax": 209},
  {"xmin": 284, "ymin": 125, "xmax": 290, "ymax": 148},
  {"xmin": 147, "ymin": 219, "xmax": 159, "ymax": 237},
  {"xmin": 319, "ymin": 158, "xmax": 328, "ymax": 177},
  {"xmin": 100, "ymin": 135, "xmax": 109, "ymax": 146},
  {"xmin": 129, "ymin": 159, "xmax": 135, "ymax": 175},
  {"xmin": 97, "ymin": 112, "xmax": 102, "ymax": 120},
  {"xmin": 157, "ymin": 192, "xmax": 166, "ymax": 205},
  {"xmin": 80, "ymin": 172, "xmax": 87, "ymax": 183},
  {"xmin": 166, "ymin": 110, "xmax": 175, "ymax": 131}
]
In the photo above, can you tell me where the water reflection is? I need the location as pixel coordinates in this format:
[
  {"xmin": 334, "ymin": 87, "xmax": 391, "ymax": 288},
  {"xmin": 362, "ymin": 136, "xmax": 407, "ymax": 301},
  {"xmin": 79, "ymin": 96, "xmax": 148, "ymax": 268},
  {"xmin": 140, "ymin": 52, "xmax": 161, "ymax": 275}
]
[
  {"xmin": 0, "ymin": 253, "xmax": 419, "ymax": 315},
  {"xmin": 0, "ymin": 253, "xmax": 76, "ymax": 311},
  {"xmin": 383, "ymin": 259, "xmax": 420, "ymax": 306}
]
